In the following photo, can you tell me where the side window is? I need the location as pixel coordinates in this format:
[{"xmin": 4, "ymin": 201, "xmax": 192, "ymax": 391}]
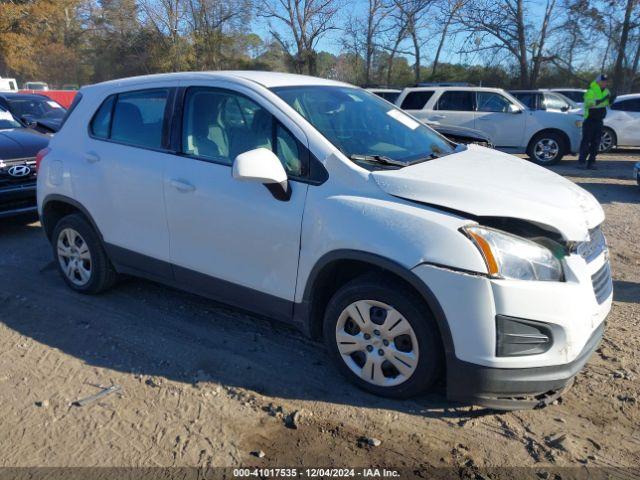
[
  {"xmin": 400, "ymin": 91, "xmax": 434, "ymax": 110},
  {"xmin": 182, "ymin": 88, "xmax": 304, "ymax": 176},
  {"xmin": 543, "ymin": 93, "xmax": 569, "ymax": 111},
  {"xmin": 611, "ymin": 99, "xmax": 640, "ymax": 112},
  {"xmin": 110, "ymin": 89, "xmax": 169, "ymax": 149},
  {"xmin": 476, "ymin": 92, "xmax": 513, "ymax": 112},
  {"xmin": 436, "ymin": 91, "xmax": 474, "ymax": 111},
  {"xmin": 513, "ymin": 93, "xmax": 535, "ymax": 109},
  {"xmin": 90, "ymin": 95, "xmax": 115, "ymax": 139}
]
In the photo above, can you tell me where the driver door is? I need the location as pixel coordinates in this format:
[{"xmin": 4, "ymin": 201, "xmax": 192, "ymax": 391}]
[
  {"xmin": 163, "ymin": 86, "xmax": 309, "ymax": 319},
  {"xmin": 474, "ymin": 91, "xmax": 525, "ymax": 148}
]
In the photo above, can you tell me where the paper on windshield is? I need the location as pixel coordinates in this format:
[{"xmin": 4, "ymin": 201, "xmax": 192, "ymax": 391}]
[
  {"xmin": 387, "ymin": 109, "xmax": 419, "ymax": 130},
  {"xmin": 0, "ymin": 110, "xmax": 14, "ymax": 121},
  {"xmin": 47, "ymin": 101, "xmax": 62, "ymax": 108}
]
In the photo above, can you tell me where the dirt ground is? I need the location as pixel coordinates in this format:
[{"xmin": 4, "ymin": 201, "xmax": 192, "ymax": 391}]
[{"xmin": 0, "ymin": 150, "xmax": 638, "ymax": 478}]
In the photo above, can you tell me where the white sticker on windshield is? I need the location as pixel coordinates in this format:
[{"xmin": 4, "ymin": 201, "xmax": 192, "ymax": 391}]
[
  {"xmin": 0, "ymin": 110, "xmax": 13, "ymax": 120},
  {"xmin": 47, "ymin": 101, "xmax": 62, "ymax": 108},
  {"xmin": 387, "ymin": 109, "xmax": 420, "ymax": 130}
]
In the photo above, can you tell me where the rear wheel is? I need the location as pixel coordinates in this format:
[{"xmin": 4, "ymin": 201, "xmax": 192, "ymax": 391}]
[
  {"xmin": 323, "ymin": 275, "xmax": 443, "ymax": 398},
  {"xmin": 52, "ymin": 213, "xmax": 118, "ymax": 294},
  {"xmin": 599, "ymin": 127, "xmax": 616, "ymax": 153},
  {"xmin": 527, "ymin": 132, "xmax": 565, "ymax": 165}
]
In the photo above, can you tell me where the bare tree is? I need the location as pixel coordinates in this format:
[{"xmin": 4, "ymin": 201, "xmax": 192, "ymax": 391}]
[
  {"xmin": 455, "ymin": 0, "xmax": 558, "ymax": 87},
  {"xmin": 394, "ymin": 0, "xmax": 433, "ymax": 82},
  {"xmin": 431, "ymin": 0, "xmax": 465, "ymax": 77},
  {"xmin": 139, "ymin": 0, "xmax": 190, "ymax": 71},
  {"xmin": 258, "ymin": 0, "xmax": 341, "ymax": 75},
  {"xmin": 612, "ymin": 0, "xmax": 637, "ymax": 93}
]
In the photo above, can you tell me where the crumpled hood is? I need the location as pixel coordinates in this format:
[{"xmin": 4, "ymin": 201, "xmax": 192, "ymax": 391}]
[{"xmin": 371, "ymin": 145, "xmax": 604, "ymax": 241}]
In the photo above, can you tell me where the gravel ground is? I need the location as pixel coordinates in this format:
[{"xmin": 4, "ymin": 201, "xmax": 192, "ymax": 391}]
[{"xmin": 0, "ymin": 150, "xmax": 638, "ymax": 477}]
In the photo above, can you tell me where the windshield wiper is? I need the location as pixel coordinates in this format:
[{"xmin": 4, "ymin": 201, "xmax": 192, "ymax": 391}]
[{"xmin": 349, "ymin": 154, "xmax": 408, "ymax": 167}]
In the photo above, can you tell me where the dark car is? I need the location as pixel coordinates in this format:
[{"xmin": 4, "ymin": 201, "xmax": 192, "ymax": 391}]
[
  {"xmin": 0, "ymin": 107, "xmax": 49, "ymax": 218},
  {"xmin": 509, "ymin": 90, "xmax": 573, "ymax": 112},
  {"xmin": 427, "ymin": 122, "xmax": 494, "ymax": 148},
  {"xmin": 0, "ymin": 93, "xmax": 67, "ymax": 134}
]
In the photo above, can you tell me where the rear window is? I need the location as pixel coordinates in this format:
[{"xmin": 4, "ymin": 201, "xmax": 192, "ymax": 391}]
[
  {"xmin": 400, "ymin": 91, "xmax": 434, "ymax": 110},
  {"xmin": 436, "ymin": 91, "xmax": 474, "ymax": 111},
  {"xmin": 89, "ymin": 89, "xmax": 169, "ymax": 149}
]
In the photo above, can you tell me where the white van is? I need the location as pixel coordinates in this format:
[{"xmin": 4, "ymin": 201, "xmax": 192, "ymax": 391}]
[{"xmin": 0, "ymin": 77, "xmax": 19, "ymax": 92}]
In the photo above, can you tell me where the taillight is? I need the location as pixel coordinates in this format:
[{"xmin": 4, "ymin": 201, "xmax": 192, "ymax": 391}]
[{"xmin": 35, "ymin": 147, "xmax": 50, "ymax": 172}]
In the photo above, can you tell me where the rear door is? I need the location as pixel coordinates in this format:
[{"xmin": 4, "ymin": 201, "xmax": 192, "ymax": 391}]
[
  {"xmin": 428, "ymin": 90, "xmax": 475, "ymax": 129},
  {"xmin": 398, "ymin": 90, "xmax": 435, "ymax": 122},
  {"xmin": 76, "ymin": 87, "xmax": 175, "ymax": 277},
  {"xmin": 474, "ymin": 91, "xmax": 525, "ymax": 148}
]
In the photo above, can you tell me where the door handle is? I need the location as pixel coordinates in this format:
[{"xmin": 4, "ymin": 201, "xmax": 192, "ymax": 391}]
[
  {"xmin": 170, "ymin": 179, "xmax": 196, "ymax": 193},
  {"xmin": 84, "ymin": 152, "xmax": 100, "ymax": 163}
]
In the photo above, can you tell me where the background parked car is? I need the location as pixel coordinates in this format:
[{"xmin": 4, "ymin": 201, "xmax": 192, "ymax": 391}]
[
  {"xmin": 0, "ymin": 106, "xmax": 48, "ymax": 218},
  {"xmin": 600, "ymin": 94, "xmax": 640, "ymax": 152},
  {"xmin": 23, "ymin": 81, "xmax": 49, "ymax": 91},
  {"xmin": 396, "ymin": 86, "xmax": 581, "ymax": 164},
  {"xmin": 425, "ymin": 122, "xmax": 493, "ymax": 148},
  {"xmin": 634, "ymin": 162, "xmax": 640, "ymax": 186},
  {"xmin": 0, "ymin": 93, "xmax": 67, "ymax": 133},
  {"xmin": 18, "ymin": 89, "xmax": 78, "ymax": 109},
  {"xmin": 366, "ymin": 88, "xmax": 402, "ymax": 103},
  {"xmin": 550, "ymin": 88, "xmax": 586, "ymax": 106}
]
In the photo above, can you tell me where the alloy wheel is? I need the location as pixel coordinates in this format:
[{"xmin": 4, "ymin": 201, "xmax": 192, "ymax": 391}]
[
  {"xmin": 599, "ymin": 130, "xmax": 614, "ymax": 152},
  {"xmin": 335, "ymin": 300, "xmax": 419, "ymax": 387},
  {"xmin": 534, "ymin": 138, "xmax": 560, "ymax": 163},
  {"xmin": 57, "ymin": 228, "xmax": 92, "ymax": 286}
]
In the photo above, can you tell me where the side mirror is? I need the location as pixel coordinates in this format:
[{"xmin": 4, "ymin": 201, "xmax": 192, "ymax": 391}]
[
  {"xmin": 232, "ymin": 147, "xmax": 291, "ymax": 201},
  {"xmin": 509, "ymin": 104, "xmax": 523, "ymax": 114}
]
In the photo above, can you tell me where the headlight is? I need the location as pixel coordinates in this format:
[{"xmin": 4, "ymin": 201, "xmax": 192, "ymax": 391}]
[
  {"xmin": 462, "ymin": 226, "xmax": 563, "ymax": 281},
  {"xmin": 575, "ymin": 120, "xmax": 583, "ymax": 128}
]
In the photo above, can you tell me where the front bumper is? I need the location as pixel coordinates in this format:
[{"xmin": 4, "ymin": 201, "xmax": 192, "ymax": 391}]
[
  {"xmin": 0, "ymin": 182, "xmax": 37, "ymax": 218},
  {"xmin": 447, "ymin": 322, "xmax": 604, "ymax": 409},
  {"xmin": 412, "ymin": 251, "xmax": 611, "ymax": 409}
]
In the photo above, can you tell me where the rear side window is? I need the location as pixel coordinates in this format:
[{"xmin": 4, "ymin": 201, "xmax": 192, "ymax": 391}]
[
  {"xmin": 512, "ymin": 92, "xmax": 535, "ymax": 109},
  {"xmin": 436, "ymin": 91, "xmax": 474, "ymax": 111},
  {"xmin": 476, "ymin": 92, "xmax": 513, "ymax": 113},
  {"xmin": 611, "ymin": 99, "xmax": 640, "ymax": 112},
  {"xmin": 401, "ymin": 91, "xmax": 434, "ymax": 110},
  {"xmin": 111, "ymin": 90, "xmax": 169, "ymax": 149},
  {"xmin": 90, "ymin": 89, "xmax": 169, "ymax": 149}
]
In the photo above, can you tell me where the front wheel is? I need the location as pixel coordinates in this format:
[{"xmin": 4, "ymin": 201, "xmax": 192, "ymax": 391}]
[
  {"xmin": 527, "ymin": 132, "xmax": 565, "ymax": 165},
  {"xmin": 323, "ymin": 275, "xmax": 443, "ymax": 398}
]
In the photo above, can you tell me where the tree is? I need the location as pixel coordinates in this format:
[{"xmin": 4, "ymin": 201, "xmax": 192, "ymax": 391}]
[
  {"xmin": 258, "ymin": 0, "xmax": 341, "ymax": 75},
  {"xmin": 455, "ymin": 0, "xmax": 558, "ymax": 87}
]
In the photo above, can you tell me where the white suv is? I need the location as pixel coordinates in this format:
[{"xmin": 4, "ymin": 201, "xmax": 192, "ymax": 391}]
[
  {"xmin": 396, "ymin": 86, "xmax": 582, "ymax": 165},
  {"xmin": 37, "ymin": 72, "xmax": 611, "ymax": 409}
]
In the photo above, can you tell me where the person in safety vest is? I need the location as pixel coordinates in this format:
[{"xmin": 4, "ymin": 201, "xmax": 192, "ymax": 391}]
[{"xmin": 578, "ymin": 74, "xmax": 611, "ymax": 169}]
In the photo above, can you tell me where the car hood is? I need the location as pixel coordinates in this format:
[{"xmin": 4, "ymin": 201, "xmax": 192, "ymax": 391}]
[
  {"xmin": 371, "ymin": 145, "xmax": 604, "ymax": 241},
  {"xmin": 0, "ymin": 128, "xmax": 49, "ymax": 159}
]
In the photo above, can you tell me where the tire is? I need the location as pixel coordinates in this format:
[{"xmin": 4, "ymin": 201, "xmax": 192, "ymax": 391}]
[
  {"xmin": 527, "ymin": 131, "xmax": 565, "ymax": 165},
  {"xmin": 323, "ymin": 274, "xmax": 443, "ymax": 398},
  {"xmin": 51, "ymin": 213, "xmax": 118, "ymax": 294},
  {"xmin": 598, "ymin": 127, "xmax": 616, "ymax": 153}
]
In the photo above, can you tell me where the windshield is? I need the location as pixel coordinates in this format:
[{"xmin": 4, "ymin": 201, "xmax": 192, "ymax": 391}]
[
  {"xmin": 0, "ymin": 107, "xmax": 22, "ymax": 129},
  {"xmin": 272, "ymin": 86, "xmax": 456, "ymax": 166},
  {"xmin": 8, "ymin": 97, "xmax": 66, "ymax": 120}
]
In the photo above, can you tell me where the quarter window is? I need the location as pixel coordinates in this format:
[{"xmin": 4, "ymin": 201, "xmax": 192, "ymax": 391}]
[
  {"xmin": 436, "ymin": 91, "xmax": 474, "ymax": 111},
  {"xmin": 400, "ymin": 91, "xmax": 434, "ymax": 110},
  {"xmin": 90, "ymin": 95, "xmax": 114, "ymax": 139}
]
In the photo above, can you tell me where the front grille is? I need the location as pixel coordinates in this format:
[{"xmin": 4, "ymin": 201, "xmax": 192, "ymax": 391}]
[
  {"xmin": 591, "ymin": 261, "xmax": 613, "ymax": 304},
  {"xmin": 577, "ymin": 226, "xmax": 607, "ymax": 263}
]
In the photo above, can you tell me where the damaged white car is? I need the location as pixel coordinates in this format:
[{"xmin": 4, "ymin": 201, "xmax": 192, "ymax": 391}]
[{"xmin": 37, "ymin": 72, "xmax": 611, "ymax": 409}]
